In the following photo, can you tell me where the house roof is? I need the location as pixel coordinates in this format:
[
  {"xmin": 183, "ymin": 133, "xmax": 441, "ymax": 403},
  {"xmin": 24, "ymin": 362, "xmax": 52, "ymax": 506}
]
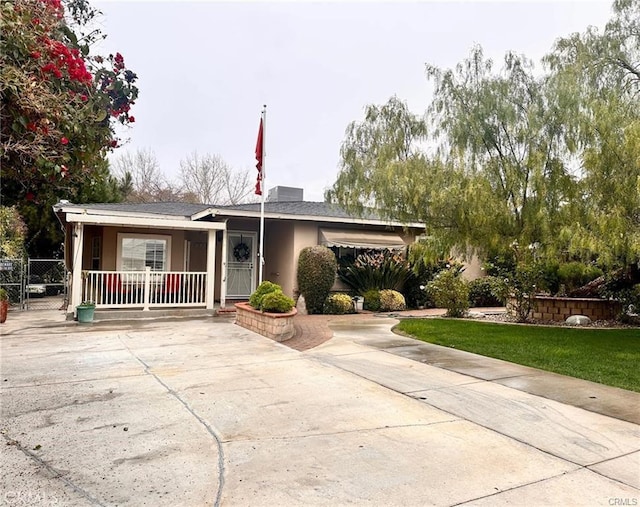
[
  {"xmin": 217, "ymin": 201, "xmax": 381, "ymax": 221},
  {"xmin": 54, "ymin": 201, "xmax": 210, "ymax": 218},
  {"xmin": 53, "ymin": 200, "xmax": 423, "ymax": 229}
]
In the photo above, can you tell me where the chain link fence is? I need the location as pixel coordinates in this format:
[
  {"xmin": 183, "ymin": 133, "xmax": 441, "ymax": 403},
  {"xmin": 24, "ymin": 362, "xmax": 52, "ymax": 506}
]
[
  {"xmin": 0, "ymin": 258, "xmax": 25, "ymax": 309},
  {"xmin": 0, "ymin": 258, "xmax": 67, "ymax": 311}
]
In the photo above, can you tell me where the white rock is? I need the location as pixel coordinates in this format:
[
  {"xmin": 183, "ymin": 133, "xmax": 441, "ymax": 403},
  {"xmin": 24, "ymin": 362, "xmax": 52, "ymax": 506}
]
[
  {"xmin": 565, "ymin": 315, "xmax": 591, "ymax": 326},
  {"xmin": 296, "ymin": 294, "xmax": 308, "ymax": 316}
]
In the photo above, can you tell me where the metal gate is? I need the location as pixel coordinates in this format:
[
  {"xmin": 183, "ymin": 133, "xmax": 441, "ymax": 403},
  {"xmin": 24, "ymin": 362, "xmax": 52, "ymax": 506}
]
[{"xmin": 0, "ymin": 258, "xmax": 67, "ymax": 311}]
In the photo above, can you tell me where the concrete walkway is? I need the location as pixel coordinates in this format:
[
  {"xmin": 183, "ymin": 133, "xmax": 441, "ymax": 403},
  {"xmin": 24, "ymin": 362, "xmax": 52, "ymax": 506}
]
[
  {"xmin": 0, "ymin": 309, "xmax": 638, "ymax": 506},
  {"xmin": 288, "ymin": 308, "xmax": 452, "ymax": 351}
]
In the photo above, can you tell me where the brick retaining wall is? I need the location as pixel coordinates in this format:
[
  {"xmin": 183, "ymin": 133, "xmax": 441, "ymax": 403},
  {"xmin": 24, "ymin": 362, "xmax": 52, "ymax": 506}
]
[
  {"xmin": 511, "ymin": 296, "xmax": 621, "ymax": 322},
  {"xmin": 234, "ymin": 302, "xmax": 297, "ymax": 342}
]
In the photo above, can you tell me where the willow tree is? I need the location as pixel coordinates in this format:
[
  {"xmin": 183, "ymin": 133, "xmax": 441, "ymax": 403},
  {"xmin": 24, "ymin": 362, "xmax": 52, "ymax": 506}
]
[
  {"xmin": 329, "ymin": 2, "xmax": 639, "ymax": 278},
  {"xmin": 329, "ymin": 98, "xmax": 454, "ymax": 256},
  {"xmin": 424, "ymin": 47, "xmax": 577, "ymax": 263},
  {"xmin": 545, "ymin": 0, "xmax": 640, "ymax": 271},
  {"xmin": 328, "ymin": 51, "xmax": 575, "ymax": 264},
  {"xmin": 327, "ymin": 96, "xmax": 430, "ymax": 218}
]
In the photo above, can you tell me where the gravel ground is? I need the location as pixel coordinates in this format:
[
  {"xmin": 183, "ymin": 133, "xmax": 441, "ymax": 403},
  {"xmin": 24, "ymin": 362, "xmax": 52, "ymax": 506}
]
[{"xmin": 476, "ymin": 311, "xmax": 639, "ymax": 329}]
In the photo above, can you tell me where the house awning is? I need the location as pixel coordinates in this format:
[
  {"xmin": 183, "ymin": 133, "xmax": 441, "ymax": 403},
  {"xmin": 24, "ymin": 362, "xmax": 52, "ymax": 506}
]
[{"xmin": 319, "ymin": 229, "xmax": 407, "ymax": 250}]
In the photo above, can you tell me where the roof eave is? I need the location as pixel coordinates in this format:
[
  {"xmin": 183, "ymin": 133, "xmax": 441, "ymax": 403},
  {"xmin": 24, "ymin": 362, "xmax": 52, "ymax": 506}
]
[
  {"xmin": 212, "ymin": 208, "xmax": 423, "ymax": 229},
  {"xmin": 53, "ymin": 204, "xmax": 194, "ymax": 222}
]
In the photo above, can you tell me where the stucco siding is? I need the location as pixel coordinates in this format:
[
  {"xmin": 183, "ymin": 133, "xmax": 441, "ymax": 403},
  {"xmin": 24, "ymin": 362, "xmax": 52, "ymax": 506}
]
[
  {"xmin": 460, "ymin": 254, "xmax": 483, "ymax": 281},
  {"xmin": 87, "ymin": 227, "xmax": 186, "ymax": 271},
  {"xmin": 262, "ymin": 221, "xmax": 295, "ymax": 297}
]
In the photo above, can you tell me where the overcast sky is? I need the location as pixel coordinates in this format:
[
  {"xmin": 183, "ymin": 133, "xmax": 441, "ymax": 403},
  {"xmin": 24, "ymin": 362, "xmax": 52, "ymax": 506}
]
[{"xmin": 95, "ymin": 0, "xmax": 613, "ymax": 202}]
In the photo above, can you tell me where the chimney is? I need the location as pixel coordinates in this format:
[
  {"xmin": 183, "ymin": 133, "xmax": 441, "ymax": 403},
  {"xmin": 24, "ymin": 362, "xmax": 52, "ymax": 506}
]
[{"xmin": 267, "ymin": 186, "xmax": 304, "ymax": 202}]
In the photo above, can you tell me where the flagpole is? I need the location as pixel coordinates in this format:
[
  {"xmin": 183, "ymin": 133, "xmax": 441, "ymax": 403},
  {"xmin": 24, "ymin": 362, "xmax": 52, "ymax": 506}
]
[{"xmin": 258, "ymin": 105, "xmax": 266, "ymax": 285}]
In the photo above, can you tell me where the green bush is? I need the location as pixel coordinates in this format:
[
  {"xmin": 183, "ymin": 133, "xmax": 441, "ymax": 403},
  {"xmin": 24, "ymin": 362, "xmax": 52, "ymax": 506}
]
[
  {"xmin": 261, "ymin": 291, "xmax": 295, "ymax": 313},
  {"xmin": 468, "ymin": 276, "xmax": 504, "ymax": 307},
  {"xmin": 249, "ymin": 281, "xmax": 281, "ymax": 310},
  {"xmin": 323, "ymin": 293, "xmax": 355, "ymax": 315},
  {"xmin": 297, "ymin": 246, "xmax": 337, "ymax": 314},
  {"xmin": 495, "ymin": 263, "xmax": 544, "ymax": 322},
  {"xmin": 557, "ymin": 262, "xmax": 603, "ymax": 293},
  {"xmin": 540, "ymin": 260, "xmax": 561, "ymax": 295},
  {"xmin": 426, "ymin": 268, "xmax": 469, "ymax": 317},
  {"xmin": 363, "ymin": 289, "xmax": 381, "ymax": 311},
  {"xmin": 600, "ymin": 271, "xmax": 640, "ymax": 322},
  {"xmin": 402, "ymin": 254, "xmax": 463, "ymax": 308},
  {"xmin": 379, "ymin": 289, "xmax": 406, "ymax": 311}
]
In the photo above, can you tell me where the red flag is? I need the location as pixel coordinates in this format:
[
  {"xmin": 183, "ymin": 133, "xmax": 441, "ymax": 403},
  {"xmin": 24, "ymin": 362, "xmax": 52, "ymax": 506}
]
[{"xmin": 255, "ymin": 118, "xmax": 263, "ymax": 195}]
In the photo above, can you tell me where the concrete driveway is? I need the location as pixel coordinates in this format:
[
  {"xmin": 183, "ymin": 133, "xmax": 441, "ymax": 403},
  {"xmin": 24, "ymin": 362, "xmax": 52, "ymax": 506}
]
[{"xmin": 1, "ymin": 311, "xmax": 638, "ymax": 506}]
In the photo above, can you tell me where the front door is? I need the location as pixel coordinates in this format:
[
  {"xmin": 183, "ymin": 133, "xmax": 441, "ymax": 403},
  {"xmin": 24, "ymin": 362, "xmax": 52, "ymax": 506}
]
[{"xmin": 226, "ymin": 232, "xmax": 256, "ymax": 298}]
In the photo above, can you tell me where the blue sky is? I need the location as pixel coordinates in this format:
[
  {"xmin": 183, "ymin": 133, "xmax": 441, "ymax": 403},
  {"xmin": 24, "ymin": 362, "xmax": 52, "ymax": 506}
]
[{"xmin": 96, "ymin": 0, "xmax": 613, "ymax": 202}]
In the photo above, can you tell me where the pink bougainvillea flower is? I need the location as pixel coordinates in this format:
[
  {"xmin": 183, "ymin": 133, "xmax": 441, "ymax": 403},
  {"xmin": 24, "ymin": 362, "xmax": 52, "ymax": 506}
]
[
  {"xmin": 128, "ymin": 116, "xmax": 135, "ymax": 122},
  {"xmin": 26, "ymin": 192, "xmax": 35, "ymax": 201},
  {"xmin": 30, "ymin": 51, "xmax": 41, "ymax": 59},
  {"xmin": 80, "ymin": 94, "xmax": 88, "ymax": 102},
  {"xmin": 60, "ymin": 137, "xmax": 69, "ymax": 145}
]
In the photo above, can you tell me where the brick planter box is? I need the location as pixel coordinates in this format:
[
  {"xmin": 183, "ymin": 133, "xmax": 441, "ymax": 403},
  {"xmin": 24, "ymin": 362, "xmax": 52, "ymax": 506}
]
[
  {"xmin": 508, "ymin": 296, "xmax": 621, "ymax": 322},
  {"xmin": 234, "ymin": 302, "xmax": 297, "ymax": 342}
]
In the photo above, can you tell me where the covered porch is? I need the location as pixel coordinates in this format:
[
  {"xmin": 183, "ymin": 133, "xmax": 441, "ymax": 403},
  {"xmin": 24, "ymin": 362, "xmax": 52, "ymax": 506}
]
[{"xmin": 58, "ymin": 203, "xmax": 229, "ymax": 317}]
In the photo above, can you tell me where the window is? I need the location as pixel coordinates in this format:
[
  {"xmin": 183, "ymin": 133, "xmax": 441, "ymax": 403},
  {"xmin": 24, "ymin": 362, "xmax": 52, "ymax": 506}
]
[
  {"xmin": 331, "ymin": 246, "xmax": 358, "ymax": 263},
  {"xmin": 117, "ymin": 234, "xmax": 171, "ymax": 272}
]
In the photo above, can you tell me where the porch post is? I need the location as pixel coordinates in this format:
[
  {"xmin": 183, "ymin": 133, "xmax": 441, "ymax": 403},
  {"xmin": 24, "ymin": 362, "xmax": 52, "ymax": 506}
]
[
  {"xmin": 71, "ymin": 222, "xmax": 84, "ymax": 316},
  {"xmin": 205, "ymin": 229, "xmax": 216, "ymax": 310},
  {"xmin": 220, "ymin": 229, "xmax": 227, "ymax": 309},
  {"xmin": 143, "ymin": 266, "xmax": 151, "ymax": 311}
]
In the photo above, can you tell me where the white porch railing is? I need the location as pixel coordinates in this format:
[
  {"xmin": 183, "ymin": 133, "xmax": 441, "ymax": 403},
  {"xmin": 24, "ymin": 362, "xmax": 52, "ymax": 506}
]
[{"xmin": 82, "ymin": 269, "xmax": 207, "ymax": 310}]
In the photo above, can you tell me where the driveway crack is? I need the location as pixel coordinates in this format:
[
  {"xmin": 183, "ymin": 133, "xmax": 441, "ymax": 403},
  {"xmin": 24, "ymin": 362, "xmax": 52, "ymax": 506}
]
[
  {"xmin": 117, "ymin": 337, "xmax": 225, "ymax": 507},
  {"xmin": 1, "ymin": 431, "xmax": 106, "ymax": 506}
]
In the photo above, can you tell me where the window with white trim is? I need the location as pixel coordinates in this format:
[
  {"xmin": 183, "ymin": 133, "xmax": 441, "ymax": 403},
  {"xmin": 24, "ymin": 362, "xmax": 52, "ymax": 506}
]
[{"xmin": 117, "ymin": 234, "xmax": 171, "ymax": 271}]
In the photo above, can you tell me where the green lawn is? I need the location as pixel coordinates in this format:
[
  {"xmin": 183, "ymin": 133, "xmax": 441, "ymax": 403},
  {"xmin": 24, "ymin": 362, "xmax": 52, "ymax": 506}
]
[{"xmin": 394, "ymin": 319, "xmax": 640, "ymax": 392}]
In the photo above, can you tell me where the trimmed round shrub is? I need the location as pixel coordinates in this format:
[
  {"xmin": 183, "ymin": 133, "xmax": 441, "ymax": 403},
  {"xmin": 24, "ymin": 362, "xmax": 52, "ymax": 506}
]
[
  {"xmin": 379, "ymin": 289, "xmax": 406, "ymax": 311},
  {"xmin": 468, "ymin": 276, "xmax": 504, "ymax": 307},
  {"xmin": 261, "ymin": 291, "xmax": 295, "ymax": 313},
  {"xmin": 323, "ymin": 293, "xmax": 355, "ymax": 315},
  {"xmin": 363, "ymin": 289, "xmax": 381, "ymax": 311},
  {"xmin": 249, "ymin": 281, "xmax": 281, "ymax": 310},
  {"xmin": 297, "ymin": 246, "xmax": 337, "ymax": 314},
  {"xmin": 426, "ymin": 268, "xmax": 469, "ymax": 317}
]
